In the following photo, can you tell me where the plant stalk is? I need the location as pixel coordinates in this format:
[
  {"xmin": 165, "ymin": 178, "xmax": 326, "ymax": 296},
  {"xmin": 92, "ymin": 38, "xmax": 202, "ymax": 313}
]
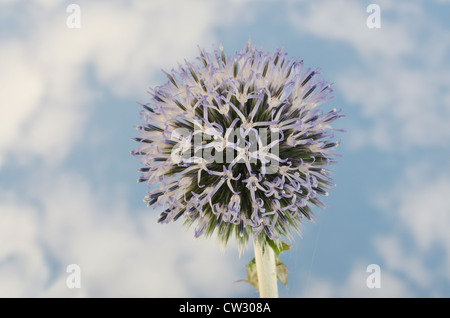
[{"xmin": 253, "ymin": 239, "xmax": 278, "ymax": 298}]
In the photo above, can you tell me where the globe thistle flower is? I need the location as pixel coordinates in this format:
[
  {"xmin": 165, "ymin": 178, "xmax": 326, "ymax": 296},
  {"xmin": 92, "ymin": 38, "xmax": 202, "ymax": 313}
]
[{"xmin": 131, "ymin": 42, "xmax": 342, "ymax": 251}]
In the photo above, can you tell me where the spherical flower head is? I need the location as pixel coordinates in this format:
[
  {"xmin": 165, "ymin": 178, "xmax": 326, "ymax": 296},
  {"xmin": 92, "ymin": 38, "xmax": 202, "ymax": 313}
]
[{"xmin": 132, "ymin": 42, "xmax": 343, "ymax": 250}]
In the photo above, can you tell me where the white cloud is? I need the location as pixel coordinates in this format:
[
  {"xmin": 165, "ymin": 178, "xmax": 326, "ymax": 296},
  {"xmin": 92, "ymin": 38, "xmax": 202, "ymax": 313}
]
[
  {"xmin": 288, "ymin": 0, "xmax": 450, "ymax": 150},
  {"xmin": 379, "ymin": 163, "xmax": 450, "ymax": 253},
  {"xmin": 77, "ymin": 1, "xmax": 218, "ymax": 97},
  {"xmin": 338, "ymin": 62, "xmax": 450, "ymax": 150},
  {"xmin": 373, "ymin": 235, "xmax": 431, "ymax": 288},
  {"xmin": 373, "ymin": 162, "xmax": 450, "ymax": 294},
  {"xmin": 0, "ymin": 0, "xmax": 247, "ymax": 168},
  {"xmin": 395, "ymin": 177, "xmax": 450, "ymax": 253},
  {"xmin": 0, "ymin": 43, "xmax": 44, "ymax": 167},
  {"xmin": 288, "ymin": 0, "xmax": 413, "ymax": 60},
  {"xmin": 294, "ymin": 160, "xmax": 450, "ymax": 298},
  {"xmin": 0, "ymin": 0, "xmax": 265, "ymax": 297},
  {"xmin": 0, "ymin": 172, "xmax": 246, "ymax": 297},
  {"xmin": 0, "ymin": 193, "xmax": 49, "ymax": 297},
  {"xmin": 300, "ymin": 262, "xmax": 413, "ymax": 297}
]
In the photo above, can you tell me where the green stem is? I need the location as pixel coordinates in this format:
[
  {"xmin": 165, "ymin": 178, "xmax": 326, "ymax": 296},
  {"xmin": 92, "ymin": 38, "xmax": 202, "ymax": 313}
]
[{"xmin": 253, "ymin": 239, "xmax": 278, "ymax": 298}]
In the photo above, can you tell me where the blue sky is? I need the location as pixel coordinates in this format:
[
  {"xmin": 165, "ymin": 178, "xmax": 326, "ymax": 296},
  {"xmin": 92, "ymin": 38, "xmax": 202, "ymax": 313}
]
[{"xmin": 1, "ymin": 0, "xmax": 449, "ymax": 297}]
